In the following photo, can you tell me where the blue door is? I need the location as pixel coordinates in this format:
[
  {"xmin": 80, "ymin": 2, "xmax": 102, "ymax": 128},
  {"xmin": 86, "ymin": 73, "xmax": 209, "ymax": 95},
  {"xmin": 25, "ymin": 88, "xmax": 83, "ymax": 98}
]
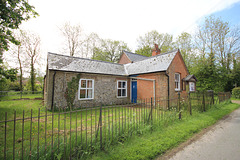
[{"xmin": 131, "ymin": 81, "xmax": 137, "ymax": 103}]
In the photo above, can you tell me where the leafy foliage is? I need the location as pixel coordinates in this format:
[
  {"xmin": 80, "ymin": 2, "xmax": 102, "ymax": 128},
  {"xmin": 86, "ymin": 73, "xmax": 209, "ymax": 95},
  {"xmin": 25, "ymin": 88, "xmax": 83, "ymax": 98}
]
[
  {"xmin": 232, "ymin": 87, "xmax": 240, "ymax": 99},
  {"xmin": 0, "ymin": 0, "xmax": 38, "ymax": 52},
  {"xmin": 92, "ymin": 39, "xmax": 130, "ymax": 63},
  {"xmin": 135, "ymin": 30, "xmax": 174, "ymax": 56},
  {"xmin": 0, "ymin": 65, "xmax": 17, "ymax": 91},
  {"xmin": 65, "ymin": 74, "xmax": 81, "ymax": 110},
  {"xmin": 191, "ymin": 16, "xmax": 240, "ymax": 92}
]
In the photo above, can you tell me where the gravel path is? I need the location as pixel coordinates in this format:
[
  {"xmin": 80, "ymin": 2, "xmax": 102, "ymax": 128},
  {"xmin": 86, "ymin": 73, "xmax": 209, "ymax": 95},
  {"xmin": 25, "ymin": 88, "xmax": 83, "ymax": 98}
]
[{"xmin": 167, "ymin": 100, "xmax": 240, "ymax": 160}]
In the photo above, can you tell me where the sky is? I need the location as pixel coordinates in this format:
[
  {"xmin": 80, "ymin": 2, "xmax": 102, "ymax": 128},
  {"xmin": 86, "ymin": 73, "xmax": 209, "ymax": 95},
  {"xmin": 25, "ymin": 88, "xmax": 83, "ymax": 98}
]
[
  {"xmin": 5, "ymin": 0, "xmax": 240, "ymax": 76},
  {"xmin": 19, "ymin": 0, "xmax": 240, "ymax": 55}
]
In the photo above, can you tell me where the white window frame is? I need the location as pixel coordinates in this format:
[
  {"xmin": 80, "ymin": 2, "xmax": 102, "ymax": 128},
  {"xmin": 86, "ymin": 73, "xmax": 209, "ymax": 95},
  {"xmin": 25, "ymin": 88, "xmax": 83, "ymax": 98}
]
[
  {"xmin": 117, "ymin": 80, "xmax": 127, "ymax": 98},
  {"xmin": 78, "ymin": 79, "xmax": 94, "ymax": 100},
  {"xmin": 189, "ymin": 82, "xmax": 195, "ymax": 92},
  {"xmin": 175, "ymin": 73, "xmax": 180, "ymax": 91}
]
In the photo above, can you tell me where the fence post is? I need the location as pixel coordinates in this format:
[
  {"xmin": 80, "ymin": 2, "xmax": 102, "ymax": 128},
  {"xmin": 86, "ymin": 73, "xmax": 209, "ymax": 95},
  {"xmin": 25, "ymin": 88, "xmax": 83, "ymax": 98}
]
[
  {"xmin": 100, "ymin": 104, "xmax": 103, "ymax": 150},
  {"xmin": 202, "ymin": 92, "xmax": 206, "ymax": 112},
  {"xmin": 4, "ymin": 112, "xmax": 7, "ymax": 160},
  {"xmin": 188, "ymin": 92, "xmax": 192, "ymax": 115},
  {"xmin": 151, "ymin": 98, "xmax": 153, "ymax": 130},
  {"xmin": 212, "ymin": 91, "xmax": 214, "ymax": 105},
  {"xmin": 178, "ymin": 92, "xmax": 181, "ymax": 120}
]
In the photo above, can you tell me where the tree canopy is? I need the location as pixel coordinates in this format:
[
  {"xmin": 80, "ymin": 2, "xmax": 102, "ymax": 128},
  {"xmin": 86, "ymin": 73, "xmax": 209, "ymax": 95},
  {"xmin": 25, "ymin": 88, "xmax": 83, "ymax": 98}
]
[
  {"xmin": 0, "ymin": 0, "xmax": 38, "ymax": 53},
  {"xmin": 135, "ymin": 30, "xmax": 174, "ymax": 56},
  {"xmin": 92, "ymin": 39, "xmax": 130, "ymax": 63}
]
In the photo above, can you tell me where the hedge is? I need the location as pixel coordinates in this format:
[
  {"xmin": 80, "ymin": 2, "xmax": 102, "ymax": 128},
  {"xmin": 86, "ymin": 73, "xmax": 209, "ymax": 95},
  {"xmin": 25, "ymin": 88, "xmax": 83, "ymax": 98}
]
[{"xmin": 232, "ymin": 87, "xmax": 240, "ymax": 99}]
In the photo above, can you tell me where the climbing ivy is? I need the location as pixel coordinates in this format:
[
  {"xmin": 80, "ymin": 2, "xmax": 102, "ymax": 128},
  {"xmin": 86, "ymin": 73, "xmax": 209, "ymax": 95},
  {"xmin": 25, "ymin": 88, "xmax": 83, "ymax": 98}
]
[{"xmin": 64, "ymin": 74, "xmax": 81, "ymax": 110}]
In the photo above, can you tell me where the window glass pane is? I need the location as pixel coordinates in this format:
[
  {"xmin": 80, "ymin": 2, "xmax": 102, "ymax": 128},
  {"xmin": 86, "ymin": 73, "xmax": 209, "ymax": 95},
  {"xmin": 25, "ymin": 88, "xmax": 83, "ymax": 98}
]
[
  {"xmin": 118, "ymin": 81, "xmax": 121, "ymax": 88},
  {"xmin": 81, "ymin": 80, "xmax": 86, "ymax": 88},
  {"xmin": 175, "ymin": 74, "xmax": 179, "ymax": 81},
  {"xmin": 122, "ymin": 81, "xmax": 126, "ymax": 88},
  {"xmin": 87, "ymin": 80, "xmax": 92, "ymax": 88},
  {"xmin": 122, "ymin": 89, "xmax": 126, "ymax": 96},
  {"xmin": 118, "ymin": 89, "xmax": 121, "ymax": 96},
  {"xmin": 87, "ymin": 89, "xmax": 92, "ymax": 98},
  {"xmin": 80, "ymin": 89, "xmax": 86, "ymax": 98},
  {"xmin": 189, "ymin": 82, "xmax": 194, "ymax": 91}
]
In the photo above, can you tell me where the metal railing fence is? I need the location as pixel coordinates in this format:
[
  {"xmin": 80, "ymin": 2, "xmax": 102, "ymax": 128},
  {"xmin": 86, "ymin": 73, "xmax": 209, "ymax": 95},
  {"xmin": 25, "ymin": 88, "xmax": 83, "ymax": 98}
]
[{"xmin": 0, "ymin": 91, "xmax": 231, "ymax": 159}]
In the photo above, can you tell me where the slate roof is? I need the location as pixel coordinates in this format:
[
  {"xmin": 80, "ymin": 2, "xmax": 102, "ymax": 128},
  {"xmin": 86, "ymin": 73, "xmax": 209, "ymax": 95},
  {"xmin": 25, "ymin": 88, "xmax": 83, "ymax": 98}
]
[
  {"xmin": 124, "ymin": 49, "xmax": 178, "ymax": 75},
  {"xmin": 123, "ymin": 50, "xmax": 148, "ymax": 62},
  {"xmin": 47, "ymin": 53, "xmax": 127, "ymax": 76},
  {"xmin": 47, "ymin": 49, "xmax": 179, "ymax": 76},
  {"xmin": 183, "ymin": 74, "xmax": 198, "ymax": 81}
]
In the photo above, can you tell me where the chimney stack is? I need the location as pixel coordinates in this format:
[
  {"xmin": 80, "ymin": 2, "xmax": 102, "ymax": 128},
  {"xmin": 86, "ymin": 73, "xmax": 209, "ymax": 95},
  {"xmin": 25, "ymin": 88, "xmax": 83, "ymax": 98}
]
[{"xmin": 152, "ymin": 44, "xmax": 161, "ymax": 56}]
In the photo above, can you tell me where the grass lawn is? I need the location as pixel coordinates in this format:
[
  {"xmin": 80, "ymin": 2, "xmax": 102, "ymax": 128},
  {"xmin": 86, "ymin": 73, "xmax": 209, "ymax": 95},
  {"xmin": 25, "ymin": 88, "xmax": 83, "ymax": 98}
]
[
  {"xmin": 0, "ymin": 98, "xmax": 236, "ymax": 159},
  {"xmin": 88, "ymin": 101, "xmax": 240, "ymax": 160},
  {"xmin": 1, "ymin": 100, "xmax": 176, "ymax": 159},
  {"xmin": 0, "ymin": 94, "xmax": 42, "ymax": 101},
  {"xmin": 231, "ymin": 97, "xmax": 240, "ymax": 100}
]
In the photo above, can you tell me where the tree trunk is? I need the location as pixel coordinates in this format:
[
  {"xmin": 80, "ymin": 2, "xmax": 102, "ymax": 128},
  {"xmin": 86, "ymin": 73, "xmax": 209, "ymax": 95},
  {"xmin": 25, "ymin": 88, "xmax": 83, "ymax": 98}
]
[
  {"xmin": 17, "ymin": 45, "xmax": 23, "ymax": 91},
  {"xmin": 30, "ymin": 57, "xmax": 35, "ymax": 94}
]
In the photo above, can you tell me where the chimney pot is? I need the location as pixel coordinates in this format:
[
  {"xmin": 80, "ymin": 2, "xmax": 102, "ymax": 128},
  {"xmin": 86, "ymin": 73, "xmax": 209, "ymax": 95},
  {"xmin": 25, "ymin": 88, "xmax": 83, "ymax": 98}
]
[{"xmin": 152, "ymin": 44, "xmax": 161, "ymax": 56}]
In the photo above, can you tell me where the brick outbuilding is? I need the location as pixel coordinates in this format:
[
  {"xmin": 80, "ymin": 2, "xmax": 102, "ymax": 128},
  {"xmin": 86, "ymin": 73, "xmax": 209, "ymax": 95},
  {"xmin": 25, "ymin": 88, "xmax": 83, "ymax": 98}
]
[{"xmin": 44, "ymin": 44, "xmax": 196, "ymax": 109}]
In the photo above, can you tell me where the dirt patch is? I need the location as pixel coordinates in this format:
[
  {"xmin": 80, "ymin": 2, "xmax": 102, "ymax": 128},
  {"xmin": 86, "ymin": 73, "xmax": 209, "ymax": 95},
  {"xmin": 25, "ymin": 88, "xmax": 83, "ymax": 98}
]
[
  {"xmin": 232, "ymin": 100, "xmax": 240, "ymax": 104},
  {"xmin": 156, "ymin": 111, "xmax": 235, "ymax": 160}
]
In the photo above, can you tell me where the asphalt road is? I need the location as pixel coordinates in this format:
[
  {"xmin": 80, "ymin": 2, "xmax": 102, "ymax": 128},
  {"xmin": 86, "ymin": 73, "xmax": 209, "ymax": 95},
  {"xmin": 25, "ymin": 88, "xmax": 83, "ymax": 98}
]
[{"xmin": 168, "ymin": 100, "xmax": 240, "ymax": 160}]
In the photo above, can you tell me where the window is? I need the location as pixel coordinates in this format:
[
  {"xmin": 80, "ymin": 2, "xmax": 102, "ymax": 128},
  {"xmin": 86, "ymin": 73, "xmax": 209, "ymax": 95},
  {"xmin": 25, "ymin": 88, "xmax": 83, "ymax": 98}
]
[
  {"xmin": 175, "ymin": 73, "xmax": 180, "ymax": 91},
  {"xmin": 117, "ymin": 80, "xmax": 127, "ymax": 98},
  {"xmin": 189, "ymin": 82, "xmax": 195, "ymax": 92},
  {"xmin": 78, "ymin": 79, "xmax": 94, "ymax": 100}
]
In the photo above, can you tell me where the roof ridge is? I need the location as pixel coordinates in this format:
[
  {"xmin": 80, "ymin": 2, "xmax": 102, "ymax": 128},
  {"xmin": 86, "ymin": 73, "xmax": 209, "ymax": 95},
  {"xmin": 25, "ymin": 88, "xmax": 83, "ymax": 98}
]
[
  {"xmin": 123, "ymin": 50, "xmax": 148, "ymax": 57},
  {"xmin": 126, "ymin": 49, "xmax": 178, "ymax": 63},
  {"xmin": 48, "ymin": 52, "xmax": 124, "ymax": 66}
]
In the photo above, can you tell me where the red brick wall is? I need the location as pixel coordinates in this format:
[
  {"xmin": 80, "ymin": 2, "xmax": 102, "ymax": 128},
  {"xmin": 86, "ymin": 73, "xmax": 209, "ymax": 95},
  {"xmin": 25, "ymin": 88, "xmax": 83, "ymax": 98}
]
[
  {"xmin": 167, "ymin": 51, "xmax": 189, "ymax": 99},
  {"xmin": 136, "ymin": 72, "xmax": 168, "ymax": 100},
  {"xmin": 131, "ymin": 51, "xmax": 189, "ymax": 101},
  {"xmin": 118, "ymin": 53, "xmax": 131, "ymax": 64}
]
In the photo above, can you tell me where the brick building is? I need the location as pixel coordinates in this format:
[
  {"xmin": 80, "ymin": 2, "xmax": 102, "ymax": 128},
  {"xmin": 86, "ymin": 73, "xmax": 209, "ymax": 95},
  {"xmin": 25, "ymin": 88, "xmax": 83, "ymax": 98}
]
[{"xmin": 44, "ymin": 44, "xmax": 196, "ymax": 109}]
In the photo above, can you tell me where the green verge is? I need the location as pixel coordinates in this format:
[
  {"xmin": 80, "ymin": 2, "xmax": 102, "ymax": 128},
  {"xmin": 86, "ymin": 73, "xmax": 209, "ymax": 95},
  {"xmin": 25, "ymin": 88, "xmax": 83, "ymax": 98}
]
[{"xmin": 88, "ymin": 101, "xmax": 240, "ymax": 160}]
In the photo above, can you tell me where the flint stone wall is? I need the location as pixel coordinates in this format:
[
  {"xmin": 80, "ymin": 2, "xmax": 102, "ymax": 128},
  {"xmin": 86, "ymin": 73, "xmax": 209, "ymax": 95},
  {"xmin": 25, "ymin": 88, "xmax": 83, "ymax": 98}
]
[{"xmin": 45, "ymin": 70, "xmax": 130, "ymax": 109}]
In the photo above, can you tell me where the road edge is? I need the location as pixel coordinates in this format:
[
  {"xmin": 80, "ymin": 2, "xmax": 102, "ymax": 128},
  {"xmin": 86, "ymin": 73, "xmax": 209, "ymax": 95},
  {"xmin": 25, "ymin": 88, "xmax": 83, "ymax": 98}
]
[{"xmin": 156, "ymin": 101, "xmax": 240, "ymax": 160}]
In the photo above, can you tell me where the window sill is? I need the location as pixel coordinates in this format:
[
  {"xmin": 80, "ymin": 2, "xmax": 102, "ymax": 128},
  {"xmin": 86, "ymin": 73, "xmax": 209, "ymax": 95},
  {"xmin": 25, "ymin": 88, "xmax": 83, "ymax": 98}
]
[
  {"xmin": 78, "ymin": 98, "xmax": 94, "ymax": 101},
  {"xmin": 117, "ymin": 96, "xmax": 127, "ymax": 98}
]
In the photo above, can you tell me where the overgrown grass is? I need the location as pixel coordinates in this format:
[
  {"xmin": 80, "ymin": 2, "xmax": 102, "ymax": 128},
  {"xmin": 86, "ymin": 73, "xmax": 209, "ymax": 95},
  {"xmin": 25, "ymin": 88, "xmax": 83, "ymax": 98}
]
[
  {"xmin": 87, "ymin": 101, "xmax": 240, "ymax": 160},
  {"xmin": 231, "ymin": 97, "xmax": 240, "ymax": 100},
  {"xmin": 0, "ymin": 99, "xmax": 236, "ymax": 159},
  {"xmin": 0, "ymin": 100, "xmax": 179, "ymax": 160},
  {"xmin": 0, "ymin": 94, "xmax": 42, "ymax": 101},
  {"xmin": 0, "ymin": 100, "xmax": 44, "ymax": 120}
]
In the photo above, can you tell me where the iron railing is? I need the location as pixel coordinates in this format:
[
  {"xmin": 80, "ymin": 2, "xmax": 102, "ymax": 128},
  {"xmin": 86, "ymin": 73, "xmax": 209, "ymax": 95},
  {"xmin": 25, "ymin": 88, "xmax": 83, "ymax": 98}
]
[{"xmin": 0, "ymin": 91, "xmax": 231, "ymax": 159}]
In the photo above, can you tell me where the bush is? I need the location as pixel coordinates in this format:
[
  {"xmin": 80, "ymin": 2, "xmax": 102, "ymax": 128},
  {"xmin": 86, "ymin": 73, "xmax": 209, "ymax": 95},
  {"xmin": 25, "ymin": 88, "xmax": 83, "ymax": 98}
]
[{"xmin": 232, "ymin": 87, "xmax": 240, "ymax": 99}]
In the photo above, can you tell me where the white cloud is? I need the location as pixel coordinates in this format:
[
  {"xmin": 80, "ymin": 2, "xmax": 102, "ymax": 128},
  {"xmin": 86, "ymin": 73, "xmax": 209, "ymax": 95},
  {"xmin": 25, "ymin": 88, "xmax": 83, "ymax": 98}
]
[{"xmin": 20, "ymin": 0, "xmax": 240, "ymax": 53}]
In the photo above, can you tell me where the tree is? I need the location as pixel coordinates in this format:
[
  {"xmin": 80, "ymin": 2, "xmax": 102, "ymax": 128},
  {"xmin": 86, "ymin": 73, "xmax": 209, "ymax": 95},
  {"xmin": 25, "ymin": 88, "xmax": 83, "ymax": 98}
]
[
  {"xmin": 8, "ymin": 30, "xmax": 28, "ymax": 91},
  {"xmin": 0, "ymin": 0, "xmax": 38, "ymax": 53},
  {"xmin": 23, "ymin": 31, "xmax": 41, "ymax": 93},
  {"xmin": 92, "ymin": 39, "xmax": 130, "ymax": 63},
  {"xmin": 0, "ymin": 64, "xmax": 17, "ymax": 91},
  {"xmin": 81, "ymin": 33, "xmax": 101, "ymax": 58},
  {"xmin": 0, "ymin": 0, "xmax": 37, "ymax": 91},
  {"xmin": 59, "ymin": 22, "xmax": 85, "ymax": 56},
  {"xmin": 135, "ymin": 30, "xmax": 173, "ymax": 56},
  {"xmin": 193, "ymin": 16, "xmax": 240, "ymax": 92},
  {"xmin": 175, "ymin": 32, "xmax": 193, "ymax": 68}
]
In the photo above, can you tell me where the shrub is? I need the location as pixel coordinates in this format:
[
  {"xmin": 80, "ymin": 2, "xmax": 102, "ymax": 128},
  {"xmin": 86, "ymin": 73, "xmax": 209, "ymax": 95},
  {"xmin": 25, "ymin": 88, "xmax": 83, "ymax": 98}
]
[{"xmin": 232, "ymin": 87, "xmax": 240, "ymax": 99}]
